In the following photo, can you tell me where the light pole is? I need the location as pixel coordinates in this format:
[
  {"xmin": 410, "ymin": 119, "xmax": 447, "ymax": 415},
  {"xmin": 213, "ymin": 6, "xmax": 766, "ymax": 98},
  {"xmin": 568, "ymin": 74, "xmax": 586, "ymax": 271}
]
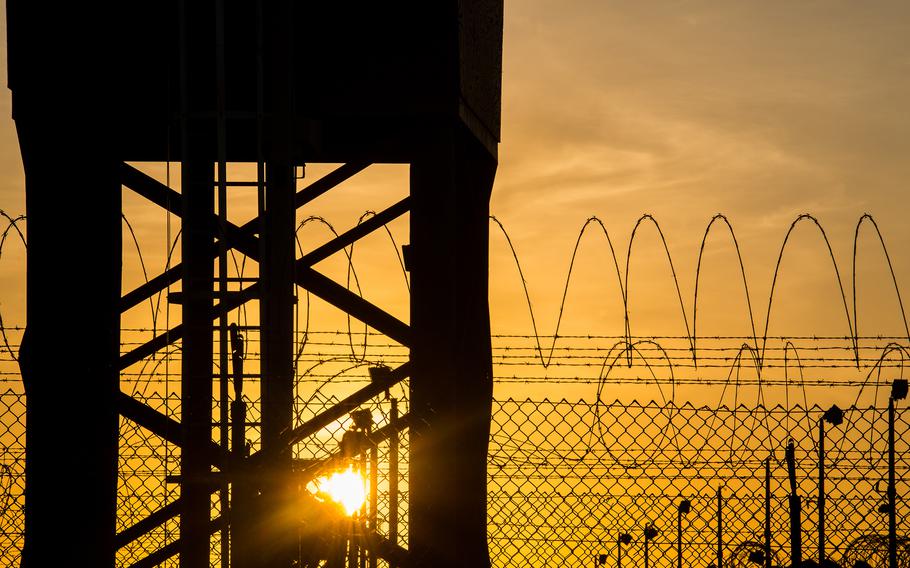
[
  {"xmin": 644, "ymin": 523, "xmax": 658, "ymax": 568},
  {"xmin": 786, "ymin": 440, "xmax": 801, "ymax": 567},
  {"xmin": 818, "ymin": 403, "xmax": 843, "ymax": 564},
  {"xmin": 888, "ymin": 379, "xmax": 907, "ymax": 568},
  {"xmin": 764, "ymin": 458, "xmax": 771, "ymax": 568},
  {"xmin": 677, "ymin": 499, "xmax": 691, "ymax": 568},
  {"xmin": 716, "ymin": 486, "xmax": 723, "ymax": 568},
  {"xmin": 617, "ymin": 532, "xmax": 631, "ymax": 568}
]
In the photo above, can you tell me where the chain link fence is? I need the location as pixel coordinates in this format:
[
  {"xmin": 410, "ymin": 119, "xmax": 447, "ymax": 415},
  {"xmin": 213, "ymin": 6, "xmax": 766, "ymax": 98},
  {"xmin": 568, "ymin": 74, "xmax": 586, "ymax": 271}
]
[
  {"xmin": 489, "ymin": 398, "xmax": 908, "ymax": 567},
  {"xmin": 0, "ymin": 387, "xmax": 907, "ymax": 567}
]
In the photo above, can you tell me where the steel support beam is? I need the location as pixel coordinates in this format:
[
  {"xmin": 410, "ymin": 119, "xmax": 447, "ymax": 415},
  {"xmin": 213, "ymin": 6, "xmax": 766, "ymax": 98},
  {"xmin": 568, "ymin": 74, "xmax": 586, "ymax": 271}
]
[
  {"xmin": 120, "ymin": 163, "xmax": 258, "ymax": 256},
  {"xmin": 295, "ymin": 267, "xmax": 411, "ymax": 346},
  {"xmin": 128, "ymin": 516, "xmax": 226, "ymax": 568},
  {"xmin": 120, "ymin": 161, "xmax": 369, "ymax": 314},
  {"xmin": 117, "ymin": 392, "xmax": 229, "ymax": 467},
  {"xmin": 115, "ymin": 499, "xmax": 182, "ymax": 549},
  {"xmin": 409, "ymin": 124, "xmax": 496, "ymax": 568},
  {"xmin": 16, "ymin": 108, "xmax": 121, "ymax": 568},
  {"xmin": 178, "ymin": 2, "xmax": 216, "ymax": 564},
  {"xmin": 297, "ymin": 197, "xmax": 410, "ymax": 267},
  {"xmin": 248, "ymin": 1, "xmax": 298, "ymax": 566},
  {"xmin": 119, "ymin": 201, "xmax": 409, "ymax": 369},
  {"xmin": 180, "ymin": 151, "xmax": 215, "ymax": 568}
]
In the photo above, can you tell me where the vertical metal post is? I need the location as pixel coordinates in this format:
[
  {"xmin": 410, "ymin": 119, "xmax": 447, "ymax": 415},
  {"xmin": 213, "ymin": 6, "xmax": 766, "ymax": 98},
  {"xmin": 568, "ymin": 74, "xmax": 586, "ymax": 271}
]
[
  {"xmin": 230, "ymin": 323, "xmax": 251, "ymax": 568},
  {"xmin": 818, "ymin": 418, "xmax": 825, "ymax": 565},
  {"xmin": 359, "ymin": 425, "xmax": 368, "ymax": 568},
  {"xmin": 644, "ymin": 534, "xmax": 650, "ymax": 568},
  {"xmin": 889, "ymin": 396, "xmax": 897, "ymax": 568},
  {"xmin": 178, "ymin": 1, "xmax": 216, "ymax": 565},
  {"xmin": 390, "ymin": 397, "xmax": 399, "ymax": 549},
  {"xmin": 348, "ymin": 516, "xmax": 358, "ymax": 568},
  {"xmin": 409, "ymin": 127, "xmax": 496, "ymax": 567},
  {"xmin": 369, "ymin": 424, "xmax": 378, "ymax": 568},
  {"xmin": 259, "ymin": 1, "xmax": 295, "ymax": 565},
  {"xmin": 717, "ymin": 486, "xmax": 723, "ymax": 568},
  {"xmin": 16, "ymin": 110, "xmax": 121, "ymax": 568},
  {"xmin": 786, "ymin": 441, "xmax": 801, "ymax": 568},
  {"xmin": 677, "ymin": 512, "xmax": 683, "ymax": 568},
  {"xmin": 617, "ymin": 540, "xmax": 622, "ymax": 568},
  {"xmin": 181, "ymin": 156, "xmax": 215, "ymax": 568},
  {"xmin": 214, "ymin": 1, "xmax": 230, "ymax": 566},
  {"xmin": 764, "ymin": 459, "xmax": 771, "ymax": 568}
]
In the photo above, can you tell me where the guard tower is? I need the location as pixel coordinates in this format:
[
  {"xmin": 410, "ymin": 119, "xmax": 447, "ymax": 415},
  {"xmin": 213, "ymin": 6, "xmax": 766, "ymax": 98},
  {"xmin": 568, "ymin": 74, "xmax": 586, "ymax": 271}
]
[{"xmin": 9, "ymin": 2, "xmax": 502, "ymax": 567}]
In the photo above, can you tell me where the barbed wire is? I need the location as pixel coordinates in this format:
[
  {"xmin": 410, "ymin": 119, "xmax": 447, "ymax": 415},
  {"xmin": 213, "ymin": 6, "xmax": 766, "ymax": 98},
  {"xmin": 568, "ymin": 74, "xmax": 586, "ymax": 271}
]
[{"xmin": 1, "ymin": 207, "xmax": 909, "ymax": 567}]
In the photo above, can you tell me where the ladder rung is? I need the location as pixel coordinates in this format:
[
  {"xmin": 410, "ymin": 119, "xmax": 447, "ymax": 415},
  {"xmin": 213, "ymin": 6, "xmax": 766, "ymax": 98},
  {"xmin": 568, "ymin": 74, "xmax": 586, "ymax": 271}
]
[{"xmin": 167, "ymin": 289, "xmax": 258, "ymax": 305}]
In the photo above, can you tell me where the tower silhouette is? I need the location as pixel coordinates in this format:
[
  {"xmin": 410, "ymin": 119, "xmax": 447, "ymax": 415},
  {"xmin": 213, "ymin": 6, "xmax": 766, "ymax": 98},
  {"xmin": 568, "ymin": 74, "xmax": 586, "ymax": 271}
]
[{"xmin": 9, "ymin": 2, "xmax": 502, "ymax": 567}]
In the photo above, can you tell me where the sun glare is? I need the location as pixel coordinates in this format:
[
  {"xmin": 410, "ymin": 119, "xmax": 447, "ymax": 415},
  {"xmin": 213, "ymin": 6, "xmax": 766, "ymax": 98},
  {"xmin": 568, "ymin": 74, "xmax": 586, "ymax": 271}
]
[{"xmin": 316, "ymin": 467, "xmax": 366, "ymax": 516}]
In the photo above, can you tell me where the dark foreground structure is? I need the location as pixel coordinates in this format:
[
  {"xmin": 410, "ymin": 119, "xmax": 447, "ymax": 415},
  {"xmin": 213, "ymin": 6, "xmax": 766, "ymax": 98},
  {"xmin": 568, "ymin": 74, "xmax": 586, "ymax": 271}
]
[{"xmin": 8, "ymin": 2, "xmax": 502, "ymax": 566}]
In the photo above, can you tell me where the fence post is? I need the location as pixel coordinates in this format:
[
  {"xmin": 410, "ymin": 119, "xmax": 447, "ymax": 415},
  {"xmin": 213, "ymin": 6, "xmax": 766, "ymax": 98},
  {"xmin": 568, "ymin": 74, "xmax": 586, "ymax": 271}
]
[
  {"xmin": 717, "ymin": 486, "xmax": 723, "ymax": 568},
  {"xmin": 786, "ymin": 441, "xmax": 801, "ymax": 567},
  {"xmin": 765, "ymin": 458, "xmax": 772, "ymax": 568}
]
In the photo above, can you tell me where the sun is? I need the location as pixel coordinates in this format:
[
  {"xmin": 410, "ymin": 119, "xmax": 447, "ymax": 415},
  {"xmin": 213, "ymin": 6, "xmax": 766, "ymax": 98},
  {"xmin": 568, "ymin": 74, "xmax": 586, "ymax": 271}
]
[{"xmin": 312, "ymin": 467, "xmax": 366, "ymax": 516}]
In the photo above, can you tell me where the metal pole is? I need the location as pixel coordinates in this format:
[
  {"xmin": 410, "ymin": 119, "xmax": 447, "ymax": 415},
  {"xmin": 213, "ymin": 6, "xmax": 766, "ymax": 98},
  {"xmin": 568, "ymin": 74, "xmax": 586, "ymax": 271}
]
[
  {"xmin": 230, "ymin": 324, "xmax": 251, "ymax": 568},
  {"xmin": 359, "ymin": 446, "xmax": 368, "ymax": 568},
  {"xmin": 717, "ymin": 486, "xmax": 723, "ymax": 568},
  {"xmin": 369, "ymin": 425, "xmax": 378, "ymax": 568},
  {"xmin": 348, "ymin": 516, "xmax": 358, "ymax": 568},
  {"xmin": 178, "ymin": 0, "xmax": 215, "ymax": 557},
  {"xmin": 889, "ymin": 396, "xmax": 897, "ymax": 568},
  {"xmin": 677, "ymin": 511, "xmax": 683, "ymax": 568},
  {"xmin": 644, "ymin": 534, "xmax": 649, "ymax": 568},
  {"xmin": 786, "ymin": 441, "xmax": 801, "ymax": 568},
  {"xmin": 617, "ymin": 540, "xmax": 622, "ymax": 568},
  {"xmin": 214, "ymin": 2, "xmax": 230, "ymax": 566},
  {"xmin": 389, "ymin": 398, "xmax": 399, "ymax": 549},
  {"xmin": 409, "ymin": 130, "xmax": 497, "ymax": 567},
  {"xmin": 818, "ymin": 418, "xmax": 825, "ymax": 564},
  {"xmin": 764, "ymin": 458, "xmax": 771, "ymax": 568}
]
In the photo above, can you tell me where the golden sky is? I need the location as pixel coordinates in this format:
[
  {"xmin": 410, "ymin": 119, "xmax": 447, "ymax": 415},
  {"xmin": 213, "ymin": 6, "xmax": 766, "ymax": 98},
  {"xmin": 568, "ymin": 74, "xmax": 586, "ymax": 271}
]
[
  {"xmin": 0, "ymin": 2, "xmax": 909, "ymax": 406},
  {"xmin": 491, "ymin": 1, "xmax": 910, "ymax": 339}
]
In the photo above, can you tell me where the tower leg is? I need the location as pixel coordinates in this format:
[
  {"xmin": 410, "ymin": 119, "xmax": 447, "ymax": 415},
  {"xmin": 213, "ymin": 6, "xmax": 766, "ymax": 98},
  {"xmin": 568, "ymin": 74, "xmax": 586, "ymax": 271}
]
[
  {"xmin": 180, "ymin": 154, "xmax": 215, "ymax": 568},
  {"xmin": 410, "ymin": 124, "xmax": 496, "ymax": 568},
  {"xmin": 16, "ymin": 108, "xmax": 121, "ymax": 568},
  {"xmin": 257, "ymin": 159, "xmax": 296, "ymax": 568}
]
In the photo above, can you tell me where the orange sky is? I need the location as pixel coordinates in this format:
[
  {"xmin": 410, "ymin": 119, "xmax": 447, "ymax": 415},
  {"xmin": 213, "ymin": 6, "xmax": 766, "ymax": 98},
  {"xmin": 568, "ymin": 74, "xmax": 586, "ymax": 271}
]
[{"xmin": 1, "ymin": 2, "xmax": 909, "ymax": 406}]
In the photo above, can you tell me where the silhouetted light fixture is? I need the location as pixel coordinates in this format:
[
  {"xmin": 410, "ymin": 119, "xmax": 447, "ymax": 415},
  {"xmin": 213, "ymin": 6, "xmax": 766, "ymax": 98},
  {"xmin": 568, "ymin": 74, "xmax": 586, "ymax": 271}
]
[
  {"xmin": 368, "ymin": 365, "xmax": 391, "ymax": 382},
  {"xmin": 350, "ymin": 409, "xmax": 373, "ymax": 431},
  {"xmin": 891, "ymin": 378, "xmax": 908, "ymax": 401},
  {"xmin": 677, "ymin": 499, "xmax": 691, "ymax": 568},
  {"xmin": 822, "ymin": 405, "xmax": 843, "ymax": 427},
  {"xmin": 616, "ymin": 533, "xmax": 632, "ymax": 568},
  {"xmin": 643, "ymin": 523, "xmax": 659, "ymax": 568}
]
